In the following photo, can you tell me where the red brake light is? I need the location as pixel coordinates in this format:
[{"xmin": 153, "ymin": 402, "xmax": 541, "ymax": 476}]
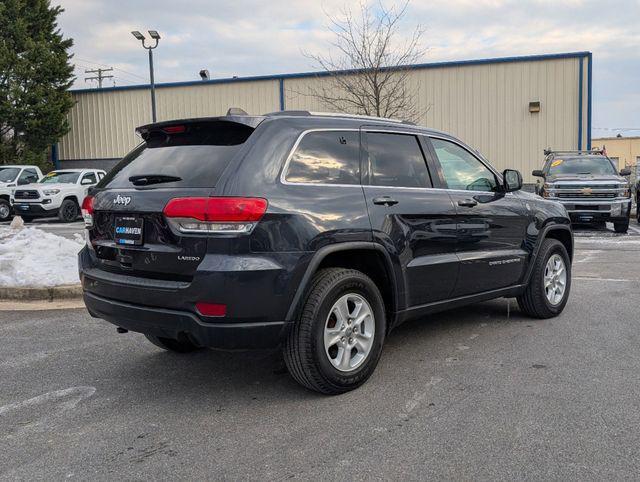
[
  {"xmin": 162, "ymin": 125, "xmax": 186, "ymax": 134},
  {"xmin": 195, "ymin": 302, "xmax": 227, "ymax": 317},
  {"xmin": 163, "ymin": 197, "xmax": 267, "ymax": 222},
  {"xmin": 163, "ymin": 197, "xmax": 268, "ymax": 234},
  {"xmin": 81, "ymin": 195, "xmax": 94, "ymax": 228},
  {"xmin": 81, "ymin": 195, "xmax": 94, "ymax": 215}
]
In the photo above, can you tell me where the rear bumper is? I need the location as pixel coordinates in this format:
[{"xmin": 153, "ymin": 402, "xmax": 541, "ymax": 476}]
[
  {"xmin": 84, "ymin": 291, "xmax": 291, "ymax": 350},
  {"xmin": 79, "ymin": 246, "xmax": 303, "ymax": 350}
]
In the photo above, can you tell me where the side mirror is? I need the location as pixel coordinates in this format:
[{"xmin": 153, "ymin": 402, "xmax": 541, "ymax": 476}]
[
  {"xmin": 81, "ymin": 178, "xmax": 93, "ymax": 185},
  {"xmin": 503, "ymin": 169, "xmax": 523, "ymax": 192},
  {"xmin": 532, "ymin": 169, "xmax": 545, "ymax": 178},
  {"xmin": 620, "ymin": 168, "xmax": 631, "ymax": 176}
]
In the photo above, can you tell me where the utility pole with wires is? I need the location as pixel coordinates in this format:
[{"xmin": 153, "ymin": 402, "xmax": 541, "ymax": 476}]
[{"xmin": 84, "ymin": 67, "xmax": 114, "ymax": 88}]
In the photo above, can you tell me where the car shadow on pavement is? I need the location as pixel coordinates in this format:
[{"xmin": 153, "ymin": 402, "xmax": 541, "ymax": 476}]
[{"xmin": 102, "ymin": 298, "xmax": 525, "ymax": 401}]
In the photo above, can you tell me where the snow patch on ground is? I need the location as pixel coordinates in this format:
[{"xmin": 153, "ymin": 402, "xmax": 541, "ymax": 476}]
[{"xmin": 0, "ymin": 226, "xmax": 84, "ymax": 287}]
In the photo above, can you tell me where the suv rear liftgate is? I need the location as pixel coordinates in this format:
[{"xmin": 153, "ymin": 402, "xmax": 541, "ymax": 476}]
[{"xmin": 80, "ymin": 116, "xmax": 289, "ymax": 348}]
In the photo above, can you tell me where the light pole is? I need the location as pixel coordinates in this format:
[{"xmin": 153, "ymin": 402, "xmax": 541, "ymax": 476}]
[{"xmin": 131, "ymin": 30, "xmax": 161, "ymax": 122}]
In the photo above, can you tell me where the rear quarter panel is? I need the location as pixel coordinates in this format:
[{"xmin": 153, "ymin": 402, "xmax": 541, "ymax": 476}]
[{"xmin": 215, "ymin": 118, "xmax": 374, "ymax": 321}]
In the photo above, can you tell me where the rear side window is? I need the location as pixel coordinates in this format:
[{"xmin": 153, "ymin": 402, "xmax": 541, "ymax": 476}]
[
  {"xmin": 366, "ymin": 132, "xmax": 431, "ymax": 188},
  {"xmin": 285, "ymin": 130, "xmax": 360, "ymax": 185},
  {"xmin": 100, "ymin": 121, "xmax": 254, "ymax": 188},
  {"xmin": 82, "ymin": 172, "xmax": 97, "ymax": 184}
]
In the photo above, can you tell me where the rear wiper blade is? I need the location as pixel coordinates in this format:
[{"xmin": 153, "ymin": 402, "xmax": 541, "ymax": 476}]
[{"xmin": 129, "ymin": 174, "xmax": 182, "ymax": 186}]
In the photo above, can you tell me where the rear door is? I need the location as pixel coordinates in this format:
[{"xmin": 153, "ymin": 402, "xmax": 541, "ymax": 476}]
[
  {"xmin": 361, "ymin": 128, "xmax": 458, "ymax": 308},
  {"xmin": 425, "ymin": 136, "xmax": 529, "ymax": 296},
  {"xmin": 89, "ymin": 120, "xmax": 255, "ymax": 280}
]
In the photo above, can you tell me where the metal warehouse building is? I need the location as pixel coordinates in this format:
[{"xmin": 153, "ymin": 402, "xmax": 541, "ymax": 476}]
[{"xmin": 58, "ymin": 51, "xmax": 592, "ymax": 183}]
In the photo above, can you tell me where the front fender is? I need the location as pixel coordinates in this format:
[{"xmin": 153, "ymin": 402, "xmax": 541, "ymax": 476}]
[{"xmin": 522, "ymin": 221, "xmax": 573, "ymax": 285}]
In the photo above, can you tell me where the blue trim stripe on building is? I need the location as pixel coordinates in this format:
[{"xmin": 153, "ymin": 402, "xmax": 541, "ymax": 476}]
[
  {"xmin": 69, "ymin": 51, "xmax": 592, "ymax": 95},
  {"xmin": 278, "ymin": 78, "xmax": 285, "ymax": 111},
  {"xmin": 587, "ymin": 52, "xmax": 593, "ymax": 150},
  {"xmin": 51, "ymin": 143, "xmax": 59, "ymax": 169},
  {"xmin": 578, "ymin": 58, "xmax": 583, "ymax": 151}
]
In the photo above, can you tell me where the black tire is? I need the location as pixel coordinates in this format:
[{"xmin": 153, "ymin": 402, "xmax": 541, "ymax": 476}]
[
  {"xmin": 58, "ymin": 199, "xmax": 79, "ymax": 222},
  {"xmin": 517, "ymin": 238, "xmax": 571, "ymax": 319},
  {"xmin": 283, "ymin": 268, "xmax": 386, "ymax": 395},
  {"xmin": 0, "ymin": 199, "xmax": 11, "ymax": 222},
  {"xmin": 144, "ymin": 334, "xmax": 201, "ymax": 353},
  {"xmin": 614, "ymin": 220, "xmax": 629, "ymax": 234}
]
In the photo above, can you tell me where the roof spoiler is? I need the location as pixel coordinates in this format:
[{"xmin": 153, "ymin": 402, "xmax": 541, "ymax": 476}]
[{"xmin": 136, "ymin": 114, "xmax": 264, "ymax": 136}]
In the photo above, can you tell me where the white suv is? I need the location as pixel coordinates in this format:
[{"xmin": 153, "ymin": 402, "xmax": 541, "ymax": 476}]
[
  {"xmin": 0, "ymin": 165, "xmax": 43, "ymax": 221},
  {"xmin": 11, "ymin": 169, "xmax": 105, "ymax": 222}
]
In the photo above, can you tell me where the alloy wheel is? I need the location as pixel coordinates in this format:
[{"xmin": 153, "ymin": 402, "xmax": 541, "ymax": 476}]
[
  {"xmin": 323, "ymin": 293, "xmax": 375, "ymax": 372},
  {"xmin": 544, "ymin": 254, "xmax": 567, "ymax": 306}
]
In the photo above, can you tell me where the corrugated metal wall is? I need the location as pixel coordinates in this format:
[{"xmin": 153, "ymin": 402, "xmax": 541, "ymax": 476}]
[
  {"xmin": 60, "ymin": 79, "xmax": 280, "ymax": 163},
  {"xmin": 59, "ymin": 54, "xmax": 589, "ymax": 182}
]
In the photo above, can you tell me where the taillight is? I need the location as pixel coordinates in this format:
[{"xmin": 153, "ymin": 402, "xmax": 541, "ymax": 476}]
[
  {"xmin": 195, "ymin": 302, "xmax": 227, "ymax": 317},
  {"xmin": 163, "ymin": 197, "xmax": 267, "ymax": 234},
  {"xmin": 81, "ymin": 195, "xmax": 94, "ymax": 228}
]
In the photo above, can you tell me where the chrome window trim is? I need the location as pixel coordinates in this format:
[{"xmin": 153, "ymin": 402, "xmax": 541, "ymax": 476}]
[{"xmin": 280, "ymin": 127, "xmax": 507, "ymax": 196}]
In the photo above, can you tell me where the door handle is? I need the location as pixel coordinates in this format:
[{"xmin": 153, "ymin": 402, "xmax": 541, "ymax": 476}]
[
  {"xmin": 372, "ymin": 196, "xmax": 399, "ymax": 206},
  {"xmin": 458, "ymin": 199, "xmax": 478, "ymax": 207}
]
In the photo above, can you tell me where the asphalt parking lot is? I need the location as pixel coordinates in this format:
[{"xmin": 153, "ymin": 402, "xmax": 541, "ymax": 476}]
[{"xmin": 2, "ymin": 224, "xmax": 640, "ymax": 479}]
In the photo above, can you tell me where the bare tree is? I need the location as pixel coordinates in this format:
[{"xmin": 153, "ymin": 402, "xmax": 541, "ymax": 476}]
[{"xmin": 300, "ymin": 1, "xmax": 427, "ymax": 122}]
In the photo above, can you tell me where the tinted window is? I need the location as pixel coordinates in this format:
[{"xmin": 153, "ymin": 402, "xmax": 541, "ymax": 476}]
[
  {"xmin": 547, "ymin": 156, "xmax": 617, "ymax": 176},
  {"xmin": 82, "ymin": 173, "xmax": 97, "ymax": 184},
  {"xmin": 100, "ymin": 121, "xmax": 254, "ymax": 188},
  {"xmin": 367, "ymin": 133, "xmax": 431, "ymax": 188},
  {"xmin": 18, "ymin": 169, "xmax": 38, "ymax": 183},
  {"xmin": 285, "ymin": 131, "xmax": 360, "ymax": 185},
  {"xmin": 431, "ymin": 138, "xmax": 497, "ymax": 192}
]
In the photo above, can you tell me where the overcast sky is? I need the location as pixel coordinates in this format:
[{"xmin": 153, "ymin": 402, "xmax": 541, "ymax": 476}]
[{"xmin": 56, "ymin": 0, "xmax": 640, "ymax": 137}]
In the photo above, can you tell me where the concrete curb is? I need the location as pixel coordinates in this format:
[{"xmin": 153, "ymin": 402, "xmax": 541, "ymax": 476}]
[{"xmin": 0, "ymin": 284, "xmax": 82, "ymax": 302}]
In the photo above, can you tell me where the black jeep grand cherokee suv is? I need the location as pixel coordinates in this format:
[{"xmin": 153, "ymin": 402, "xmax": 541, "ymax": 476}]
[{"xmin": 79, "ymin": 111, "xmax": 573, "ymax": 394}]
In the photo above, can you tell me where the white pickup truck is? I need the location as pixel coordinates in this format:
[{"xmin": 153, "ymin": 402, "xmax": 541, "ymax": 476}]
[
  {"xmin": 0, "ymin": 165, "xmax": 44, "ymax": 221},
  {"xmin": 11, "ymin": 168, "xmax": 106, "ymax": 222}
]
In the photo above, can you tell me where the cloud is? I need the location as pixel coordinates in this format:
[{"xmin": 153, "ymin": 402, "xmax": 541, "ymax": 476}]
[{"xmin": 55, "ymin": 0, "xmax": 640, "ymax": 134}]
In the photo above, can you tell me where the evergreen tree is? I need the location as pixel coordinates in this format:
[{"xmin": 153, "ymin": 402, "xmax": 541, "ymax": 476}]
[{"xmin": 0, "ymin": 0, "xmax": 74, "ymax": 168}]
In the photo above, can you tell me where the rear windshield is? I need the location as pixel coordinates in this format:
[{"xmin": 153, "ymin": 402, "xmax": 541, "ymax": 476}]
[
  {"xmin": 99, "ymin": 121, "xmax": 254, "ymax": 188},
  {"xmin": 547, "ymin": 156, "xmax": 617, "ymax": 176}
]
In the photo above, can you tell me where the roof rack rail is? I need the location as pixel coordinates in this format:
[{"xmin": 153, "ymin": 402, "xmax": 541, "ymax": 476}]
[
  {"xmin": 265, "ymin": 110, "xmax": 414, "ymax": 124},
  {"xmin": 309, "ymin": 111, "xmax": 405, "ymax": 123},
  {"xmin": 266, "ymin": 110, "xmax": 312, "ymax": 117},
  {"xmin": 543, "ymin": 148, "xmax": 604, "ymax": 156}
]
